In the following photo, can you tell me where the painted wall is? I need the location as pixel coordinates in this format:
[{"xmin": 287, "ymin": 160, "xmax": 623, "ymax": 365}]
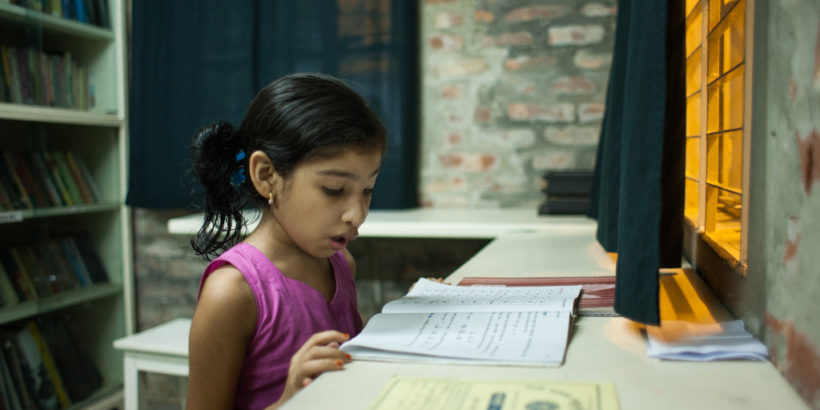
[
  {"xmin": 419, "ymin": 0, "xmax": 616, "ymax": 207},
  {"xmin": 751, "ymin": 1, "xmax": 820, "ymax": 407}
]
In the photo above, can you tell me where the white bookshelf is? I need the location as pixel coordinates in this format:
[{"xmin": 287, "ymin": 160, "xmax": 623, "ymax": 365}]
[{"xmin": 0, "ymin": 0, "xmax": 132, "ymax": 408}]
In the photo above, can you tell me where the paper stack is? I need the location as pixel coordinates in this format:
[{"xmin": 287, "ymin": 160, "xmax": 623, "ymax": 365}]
[{"xmin": 646, "ymin": 319, "xmax": 769, "ymax": 361}]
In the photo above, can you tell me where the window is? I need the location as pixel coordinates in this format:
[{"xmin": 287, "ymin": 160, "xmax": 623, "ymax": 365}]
[{"xmin": 684, "ymin": 0, "xmax": 750, "ymax": 266}]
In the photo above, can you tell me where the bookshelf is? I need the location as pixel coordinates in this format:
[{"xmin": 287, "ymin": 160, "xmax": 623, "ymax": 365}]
[{"xmin": 0, "ymin": 0, "xmax": 132, "ymax": 408}]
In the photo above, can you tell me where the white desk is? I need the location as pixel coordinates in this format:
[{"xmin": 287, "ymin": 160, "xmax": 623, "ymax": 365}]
[
  {"xmin": 166, "ymin": 207, "xmax": 595, "ymax": 238},
  {"xmin": 282, "ymin": 233, "xmax": 808, "ymax": 410},
  {"xmin": 119, "ymin": 209, "xmax": 807, "ymax": 410},
  {"xmin": 113, "ymin": 318, "xmax": 191, "ymax": 410}
]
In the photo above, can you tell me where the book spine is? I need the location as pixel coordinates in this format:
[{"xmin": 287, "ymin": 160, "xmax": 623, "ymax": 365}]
[
  {"xmin": 1, "ymin": 337, "xmax": 37, "ymax": 409},
  {"xmin": 26, "ymin": 321, "xmax": 72, "ymax": 408},
  {"xmin": 60, "ymin": 238, "xmax": 91, "ymax": 287},
  {"xmin": 51, "ymin": 151, "xmax": 83, "ymax": 205},
  {"xmin": 64, "ymin": 151, "xmax": 93, "ymax": 203},
  {"xmin": 0, "ymin": 347, "xmax": 24, "ymax": 410},
  {"xmin": 12, "ymin": 152, "xmax": 50, "ymax": 208},
  {"xmin": 8, "ymin": 248, "xmax": 39, "ymax": 300},
  {"xmin": 1, "ymin": 152, "xmax": 34, "ymax": 209},
  {"xmin": 46, "ymin": 240, "xmax": 81, "ymax": 290},
  {"xmin": 43, "ymin": 151, "xmax": 74, "ymax": 206},
  {"xmin": 0, "ymin": 261, "xmax": 20, "ymax": 306},
  {"xmin": 28, "ymin": 152, "xmax": 61, "ymax": 207},
  {"xmin": 70, "ymin": 152, "xmax": 101, "ymax": 201}
]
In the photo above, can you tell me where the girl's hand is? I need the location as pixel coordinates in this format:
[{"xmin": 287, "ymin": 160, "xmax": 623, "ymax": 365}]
[{"xmin": 271, "ymin": 330, "xmax": 352, "ymax": 408}]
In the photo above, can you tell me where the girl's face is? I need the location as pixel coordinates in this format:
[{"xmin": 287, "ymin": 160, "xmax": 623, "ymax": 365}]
[{"xmin": 273, "ymin": 147, "xmax": 382, "ymax": 259}]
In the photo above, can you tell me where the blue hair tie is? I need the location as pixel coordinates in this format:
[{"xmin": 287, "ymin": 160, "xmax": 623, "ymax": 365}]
[{"xmin": 231, "ymin": 150, "xmax": 247, "ymax": 187}]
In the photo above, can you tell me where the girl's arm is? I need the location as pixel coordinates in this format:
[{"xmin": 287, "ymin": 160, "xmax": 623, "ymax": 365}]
[{"xmin": 186, "ymin": 266, "xmax": 257, "ymax": 410}]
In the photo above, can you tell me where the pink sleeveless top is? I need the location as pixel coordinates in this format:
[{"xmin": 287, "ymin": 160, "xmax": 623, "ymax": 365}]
[{"xmin": 197, "ymin": 243, "xmax": 362, "ymax": 410}]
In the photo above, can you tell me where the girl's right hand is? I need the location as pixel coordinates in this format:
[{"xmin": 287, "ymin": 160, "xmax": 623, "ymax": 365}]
[{"xmin": 271, "ymin": 330, "xmax": 352, "ymax": 408}]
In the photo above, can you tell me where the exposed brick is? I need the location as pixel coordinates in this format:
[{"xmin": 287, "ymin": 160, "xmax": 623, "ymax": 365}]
[
  {"xmin": 429, "ymin": 34, "xmax": 464, "ymax": 51},
  {"xmin": 532, "ymin": 151, "xmax": 577, "ymax": 170},
  {"xmin": 578, "ymin": 102, "xmax": 606, "ymax": 122},
  {"xmin": 438, "ymin": 153, "xmax": 497, "ymax": 171},
  {"xmin": 482, "ymin": 31, "xmax": 534, "ymax": 47},
  {"xmin": 437, "ymin": 58, "xmax": 489, "ymax": 76},
  {"xmin": 474, "ymin": 106, "xmax": 493, "ymax": 123},
  {"xmin": 548, "ymin": 25, "xmax": 606, "ymax": 46},
  {"xmin": 580, "ymin": 3, "xmax": 618, "ymax": 17},
  {"xmin": 551, "ymin": 75, "xmax": 596, "ymax": 94},
  {"xmin": 507, "ymin": 103, "xmax": 576, "ymax": 123},
  {"xmin": 446, "ymin": 132, "xmax": 463, "ymax": 146},
  {"xmin": 574, "ymin": 50, "xmax": 612, "ymax": 70},
  {"xmin": 544, "ymin": 125, "xmax": 601, "ymax": 145},
  {"xmin": 504, "ymin": 55, "xmax": 558, "ymax": 71},
  {"xmin": 434, "ymin": 12, "xmax": 464, "ymax": 29},
  {"xmin": 505, "ymin": 5, "xmax": 569, "ymax": 22},
  {"xmin": 474, "ymin": 9, "xmax": 495, "ymax": 23},
  {"xmin": 482, "ymin": 129, "xmax": 537, "ymax": 148},
  {"xmin": 441, "ymin": 84, "xmax": 462, "ymax": 99},
  {"xmin": 439, "ymin": 153, "xmax": 463, "ymax": 168}
]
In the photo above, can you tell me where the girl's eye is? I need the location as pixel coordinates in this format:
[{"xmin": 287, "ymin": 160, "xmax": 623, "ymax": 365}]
[
  {"xmin": 322, "ymin": 187, "xmax": 344, "ymax": 196},
  {"xmin": 363, "ymin": 187, "xmax": 374, "ymax": 196}
]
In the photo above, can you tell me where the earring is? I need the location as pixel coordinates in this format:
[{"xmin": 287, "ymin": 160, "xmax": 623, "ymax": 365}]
[{"xmin": 268, "ymin": 192, "xmax": 274, "ymax": 205}]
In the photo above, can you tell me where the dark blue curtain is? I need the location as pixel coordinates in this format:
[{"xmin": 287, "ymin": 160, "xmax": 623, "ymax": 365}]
[
  {"xmin": 127, "ymin": 0, "xmax": 418, "ymax": 210},
  {"xmin": 587, "ymin": 0, "xmax": 685, "ymax": 325}
]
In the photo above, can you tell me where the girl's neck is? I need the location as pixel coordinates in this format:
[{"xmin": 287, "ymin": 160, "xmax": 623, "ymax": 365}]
[{"xmin": 243, "ymin": 211, "xmax": 327, "ymax": 281}]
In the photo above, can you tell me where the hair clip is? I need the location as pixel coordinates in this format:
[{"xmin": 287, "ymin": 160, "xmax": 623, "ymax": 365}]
[{"xmin": 231, "ymin": 150, "xmax": 247, "ymax": 187}]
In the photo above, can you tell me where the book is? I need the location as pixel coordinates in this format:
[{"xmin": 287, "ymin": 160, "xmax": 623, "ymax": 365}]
[
  {"xmin": 42, "ymin": 151, "xmax": 74, "ymax": 206},
  {"xmin": 72, "ymin": 233, "xmax": 108, "ymax": 283},
  {"xmin": 3, "ymin": 248, "xmax": 38, "ymax": 301},
  {"xmin": 8, "ymin": 324, "xmax": 62, "ymax": 409},
  {"xmin": 1, "ymin": 151, "xmax": 34, "ymax": 209},
  {"xmin": 26, "ymin": 321, "xmax": 71, "ymax": 408},
  {"xmin": 0, "ymin": 261, "xmax": 19, "ymax": 306},
  {"xmin": 28, "ymin": 151, "xmax": 63, "ymax": 207},
  {"xmin": 68, "ymin": 151, "xmax": 101, "ymax": 201},
  {"xmin": 367, "ymin": 376, "xmax": 619, "ymax": 410},
  {"xmin": 59, "ymin": 237, "xmax": 92, "ymax": 287},
  {"xmin": 1, "ymin": 336, "xmax": 37, "ymax": 410},
  {"xmin": 50, "ymin": 151, "xmax": 84, "ymax": 205},
  {"xmin": 38, "ymin": 314, "xmax": 102, "ymax": 402},
  {"xmin": 457, "ymin": 276, "xmax": 617, "ymax": 316},
  {"xmin": 0, "ymin": 347, "xmax": 24, "ymax": 410},
  {"xmin": 63, "ymin": 151, "xmax": 93, "ymax": 203},
  {"xmin": 341, "ymin": 278, "xmax": 581, "ymax": 367}
]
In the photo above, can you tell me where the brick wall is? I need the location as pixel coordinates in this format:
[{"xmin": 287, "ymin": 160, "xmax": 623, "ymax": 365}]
[{"xmin": 420, "ymin": 0, "xmax": 616, "ymax": 207}]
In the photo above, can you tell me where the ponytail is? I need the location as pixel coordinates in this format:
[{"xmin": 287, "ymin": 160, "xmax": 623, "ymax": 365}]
[{"xmin": 189, "ymin": 121, "xmax": 251, "ymax": 260}]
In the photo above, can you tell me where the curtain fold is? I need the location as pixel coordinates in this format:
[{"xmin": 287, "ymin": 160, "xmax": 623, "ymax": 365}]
[
  {"xmin": 588, "ymin": 0, "xmax": 684, "ymax": 325},
  {"xmin": 127, "ymin": 0, "xmax": 418, "ymax": 210}
]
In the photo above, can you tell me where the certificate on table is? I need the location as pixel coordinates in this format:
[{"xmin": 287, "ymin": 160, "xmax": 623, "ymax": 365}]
[{"xmin": 367, "ymin": 376, "xmax": 619, "ymax": 410}]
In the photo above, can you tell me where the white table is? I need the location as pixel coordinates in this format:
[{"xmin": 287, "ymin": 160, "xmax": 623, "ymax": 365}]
[
  {"xmin": 116, "ymin": 208, "xmax": 807, "ymax": 410},
  {"xmin": 166, "ymin": 207, "xmax": 595, "ymax": 238},
  {"xmin": 112, "ymin": 317, "xmax": 191, "ymax": 410}
]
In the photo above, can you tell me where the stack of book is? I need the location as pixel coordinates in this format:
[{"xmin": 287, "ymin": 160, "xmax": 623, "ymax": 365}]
[
  {"xmin": 0, "ymin": 315, "xmax": 103, "ymax": 409},
  {"xmin": 538, "ymin": 170, "xmax": 594, "ymax": 215},
  {"xmin": 0, "ymin": 150, "xmax": 101, "ymax": 211},
  {"xmin": 4, "ymin": 0, "xmax": 111, "ymax": 28},
  {"xmin": 0, "ymin": 45, "xmax": 95, "ymax": 109},
  {"xmin": 0, "ymin": 233, "xmax": 109, "ymax": 308}
]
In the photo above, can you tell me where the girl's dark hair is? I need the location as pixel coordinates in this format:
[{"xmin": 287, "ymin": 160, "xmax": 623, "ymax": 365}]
[{"xmin": 190, "ymin": 73, "xmax": 387, "ymax": 260}]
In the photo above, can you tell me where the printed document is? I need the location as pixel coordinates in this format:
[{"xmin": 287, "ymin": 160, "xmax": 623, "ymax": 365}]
[
  {"xmin": 342, "ymin": 278, "xmax": 581, "ymax": 366},
  {"xmin": 367, "ymin": 376, "xmax": 619, "ymax": 410}
]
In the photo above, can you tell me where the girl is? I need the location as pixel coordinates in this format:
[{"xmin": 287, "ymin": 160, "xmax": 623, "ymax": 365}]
[{"xmin": 186, "ymin": 73, "xmax": 386, "ymax": 409}]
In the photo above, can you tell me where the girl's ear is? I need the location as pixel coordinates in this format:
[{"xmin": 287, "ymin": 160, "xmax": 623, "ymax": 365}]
[{"xmin": 248, "ymin": 150, "xmax": 282, "ymax": 201}]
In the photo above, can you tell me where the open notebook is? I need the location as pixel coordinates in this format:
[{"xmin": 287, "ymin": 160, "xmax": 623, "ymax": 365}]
[{"xmin": 341, "ymin": 278, "xmax": 582, "ymax": 367}]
